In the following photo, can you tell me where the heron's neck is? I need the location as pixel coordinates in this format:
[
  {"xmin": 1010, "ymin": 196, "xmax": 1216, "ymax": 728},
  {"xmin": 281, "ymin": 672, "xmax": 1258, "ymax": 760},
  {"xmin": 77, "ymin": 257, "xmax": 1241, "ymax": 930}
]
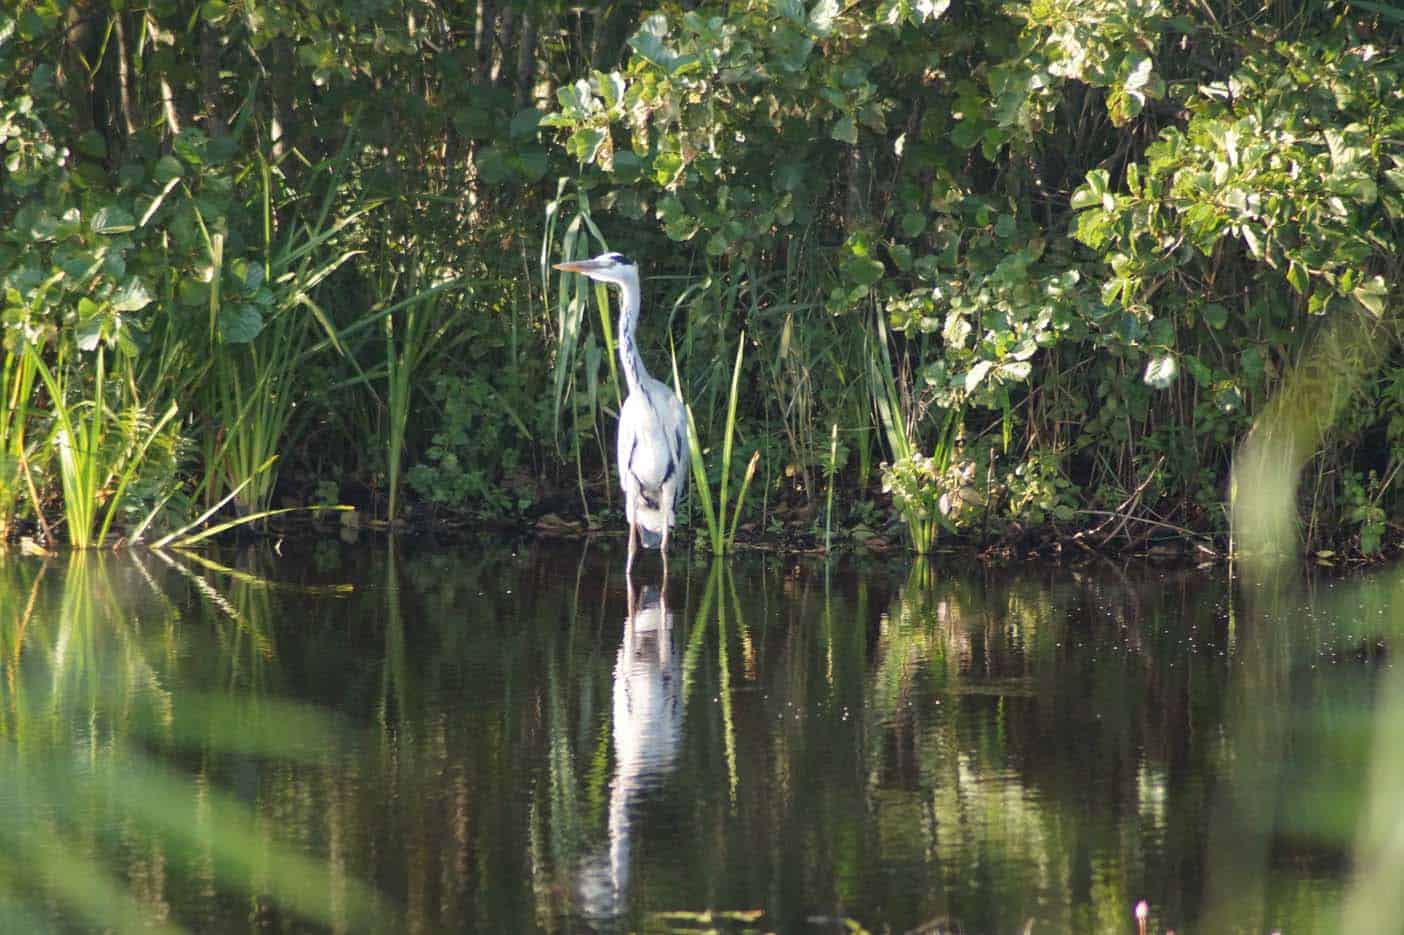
[{"xmin": 617, "ymin": 274, "xmax": 649, "ymax": 395}]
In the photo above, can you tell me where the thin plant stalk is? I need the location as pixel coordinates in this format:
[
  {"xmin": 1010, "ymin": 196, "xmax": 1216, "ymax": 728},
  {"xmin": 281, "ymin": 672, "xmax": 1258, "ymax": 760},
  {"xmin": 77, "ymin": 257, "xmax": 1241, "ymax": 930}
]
[
  {"xmin": 0, "ymin": 341, "xmax": 40, "ymax": 535},
  {"xmin": 727, "ymin": 451, "xmax": 760, "ymax": 548},
  {"xmin": 718, "ymin": 336, "xmax": 745, "ymax": 539},
  {"xmin": 825, "ymin": 422, "xmax": 838, "ymax": 553}
]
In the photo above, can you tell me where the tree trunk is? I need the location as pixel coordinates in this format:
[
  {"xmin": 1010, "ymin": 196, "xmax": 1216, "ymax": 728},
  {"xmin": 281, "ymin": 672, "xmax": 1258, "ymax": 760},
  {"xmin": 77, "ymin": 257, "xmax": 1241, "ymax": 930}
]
[
  {"xmin": 200, "ymin": 22, "xmax": 227, "ymax": 137},
  {"xmin": 269, "ymin": 38, "xmax": 293, "ymax": 161},
  {"xmin": 514, "ymin": 11, "xmax": 536, "ymax": 107},
  {"xmin": 491, "ymin": 6, "xmax": 515, "ymax": 86},
  {"xmin": 113, "ymin": 11, "xmax": 136, "ymax": 136},
  {"xmin": 473, "ymin": 0, "xmax": 495, "ymax": 84}
]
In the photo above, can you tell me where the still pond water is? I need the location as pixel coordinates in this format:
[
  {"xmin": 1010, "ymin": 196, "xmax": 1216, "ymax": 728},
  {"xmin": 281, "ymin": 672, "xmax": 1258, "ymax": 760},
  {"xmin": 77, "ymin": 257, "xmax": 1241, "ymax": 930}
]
[{"xmin": 2, "ymin": 540, "xmax": 1402, "ymax": 934}]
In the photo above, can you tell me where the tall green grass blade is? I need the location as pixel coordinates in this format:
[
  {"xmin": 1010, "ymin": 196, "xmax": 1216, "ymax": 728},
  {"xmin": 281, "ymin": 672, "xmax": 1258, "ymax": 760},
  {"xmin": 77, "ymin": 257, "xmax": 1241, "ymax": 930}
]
[
  {"xmin": 718, "ymin": 335, "xmax": 745, "ymax": 542},
  {"xmin": 727, "ymin": 450, "xmax": 760, "ymax": 548},
  {"xmin": 297, "ymin": 278, "xmax": 467, "ymax": 361},
  {"xmin": 671, "ymin": 348, "xmax": 720, "ymax": 551},
  {"xmin": 26, "ymin": 344, "xmax": 101, "ymax": 547},
  {"xmin": 151, "ymin": 456, "xmax": 278, "ymax": 548},
  {"xmin": 682, "ymin": 401, "xmax": 721, "ymax": 553},
  {"xmin": 167, "ymin": 504, "xmax": 352, "ymax": 548}
]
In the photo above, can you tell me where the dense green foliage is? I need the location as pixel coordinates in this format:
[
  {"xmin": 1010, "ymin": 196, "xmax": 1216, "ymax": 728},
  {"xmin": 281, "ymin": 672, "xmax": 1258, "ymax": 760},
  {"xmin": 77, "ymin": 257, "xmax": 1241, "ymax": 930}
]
[{"xmin": 0, "ymin": 0, "xmax": 1399, "ymax": 551}]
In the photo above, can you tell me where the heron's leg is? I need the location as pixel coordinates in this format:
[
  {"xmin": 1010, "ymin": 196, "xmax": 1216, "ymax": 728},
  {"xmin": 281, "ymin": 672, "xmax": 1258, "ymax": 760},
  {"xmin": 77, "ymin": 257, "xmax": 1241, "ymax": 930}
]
[
  {"xmin": 626, "ymin": 519, "xmax": 638, "ymax": 577},
  {"xmin": 657, "ymin": 577, "xmax": 670, "ymax": 665},
  {"xmin": 660, "ymin": 525, "xmax": 670, "ymax": 584},
  {"xmin": 660, "ymin": 485, "xmax": 674, "ymax": 583},
  {"xmin": 625, "ymin": 578, "xmax": 637, "ymax": 634}
]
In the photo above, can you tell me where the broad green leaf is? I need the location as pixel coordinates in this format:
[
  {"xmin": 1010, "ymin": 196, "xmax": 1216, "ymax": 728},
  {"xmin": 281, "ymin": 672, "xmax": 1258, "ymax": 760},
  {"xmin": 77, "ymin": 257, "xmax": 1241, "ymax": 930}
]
[
  {"xmin": 774, "ymin": 164, "xmax": 805, "ymax": 192},
  {"xmin": 154, "ymin": 154, "xmax": 183, "ymax": 183},
  {"xmin": 219, "ymin": 304, "xmax": 264, "ymax": 343},
  {"xmin": 964, "ymin": 360, "xmax": 993, "ymax": 392},
  {"xmin": 76, "ymin": 129, "xmax": 107, "ymax": 159},
  {"xmin": 1070, "ymin": 170, "xmax": 1110, "ymax": 210},
  {"xmin": 1286, "ymin": 260, "xmax": 1308, "ymax": 294},
  {"xmin": 595, "ymin": 71, "xmax": 627, "ymax": 109},
  {"xmin": 997, "ymin": 360, "xmax": 1032, "ymax": 382},
  {"xmin": 76, "ymin": 316, "xmax": 103, "ymax": 351},
  {"xmin": 831, "ymin": 116, "xmax": 858, "ymax": 145},
  {"xmin": 950, "ymin": 119, "xmax": 981, "ymax": 150},
  {"xmin": 1354, "ymin": 276, "xmax": 1388, "ymax": 317},
  {"xmin": 112, "ymin": 277, "xmax": 153, "ymax": 312},
  {"xmin": 1184, "ymin": 354, "xmax": 1213, "ymax": 386},
  {"xmin": 569, "ymin": 128, "xmax": 607, "ymax": 165},
  {"xmin": 477, "ymin": 144, "xmax": 511, "ymax": 182},
  {"xmin": 773, "ymin": 0, "xmax": 806, "ymax": 22},
  {"xmin": 509, "ymin": 107, "xmax": 543, "ymax": 139},
  {"xmin": 1202, "ymin": 303, "xmax": 1228, "ymax": 329},
  {"xmin": 516, "ymin": 147, "xmax": 548, "ymax": 181},
  {"xmin": 843, "ymin": 255, "xmax": 884, "ymax": 286},
  {"xmin": 654, "ymin": 152, "xmax": 684, "ymax": 187},
  {"xmin": 943, "ymin": 313, "xmax": 971, "ymax": 347},
  {"xmin": 629, "ymin": 14, "xmax": 697, "ymax": 74}
]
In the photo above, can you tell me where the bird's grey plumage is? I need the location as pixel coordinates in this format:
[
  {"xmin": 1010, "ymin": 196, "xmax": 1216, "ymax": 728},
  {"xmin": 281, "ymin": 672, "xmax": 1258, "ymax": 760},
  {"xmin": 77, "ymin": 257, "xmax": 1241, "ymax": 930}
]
[{"xmin": 553, "ymin": 252, "xmax": 688, "ymax": 574}]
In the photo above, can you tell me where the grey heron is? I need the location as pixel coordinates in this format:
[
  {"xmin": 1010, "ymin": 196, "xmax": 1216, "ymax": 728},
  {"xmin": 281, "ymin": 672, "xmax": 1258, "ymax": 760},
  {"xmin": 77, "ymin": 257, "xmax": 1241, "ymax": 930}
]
[{"xmin": 553, "ymin": 252, "xmax": 688, "ymax": 576}]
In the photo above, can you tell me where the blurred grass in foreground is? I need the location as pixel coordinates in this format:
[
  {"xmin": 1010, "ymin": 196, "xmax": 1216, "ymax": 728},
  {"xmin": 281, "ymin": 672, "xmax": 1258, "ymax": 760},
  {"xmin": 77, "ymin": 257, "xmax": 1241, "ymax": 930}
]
[
  {"xmin": 0, "ymin": 551, "xmax": 395, "ymax": 933},
  {"xmin": 1222, "ymin": 306, "xmax": 1404, "ymax": 933}
]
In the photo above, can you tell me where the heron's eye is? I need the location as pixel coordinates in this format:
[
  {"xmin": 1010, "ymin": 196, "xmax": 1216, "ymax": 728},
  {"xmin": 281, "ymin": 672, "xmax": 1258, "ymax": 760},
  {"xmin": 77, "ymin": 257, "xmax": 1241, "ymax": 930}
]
[{"xmin": 608, "ymin": 252, "xmax": 634, "ymax": 266}]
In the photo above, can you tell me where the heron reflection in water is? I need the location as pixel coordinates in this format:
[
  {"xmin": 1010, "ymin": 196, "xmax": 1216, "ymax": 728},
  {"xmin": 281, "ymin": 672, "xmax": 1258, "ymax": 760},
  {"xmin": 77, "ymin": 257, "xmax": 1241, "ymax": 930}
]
[{"xmin": 576, "ymin": 584, "xmax": 683, "ymax": 922}]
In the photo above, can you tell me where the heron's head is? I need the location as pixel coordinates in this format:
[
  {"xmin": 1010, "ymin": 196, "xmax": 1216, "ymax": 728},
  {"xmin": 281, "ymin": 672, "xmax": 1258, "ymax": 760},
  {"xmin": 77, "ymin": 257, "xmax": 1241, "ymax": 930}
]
[{"xmin": 553, "ymin": 251, "xmax": 638, "ymax": 287}]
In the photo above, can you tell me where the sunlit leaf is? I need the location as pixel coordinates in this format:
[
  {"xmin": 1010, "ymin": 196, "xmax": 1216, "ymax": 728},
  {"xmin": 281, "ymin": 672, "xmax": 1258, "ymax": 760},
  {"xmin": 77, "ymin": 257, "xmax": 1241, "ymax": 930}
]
[
  {"xmin": 809, "ymin": 0, "xmax": 840, "ymax": 35},
  {"xmin": 831, "ymin": 116, "xmax": 858, "ymax": 145},
  {"xmin": 965, "ymin": 359, "xmax": 993, "ymax": 392},
  {"xmin": 1354, "ymin": 276, "xmax": 1388, "ymax": 317},
  {"xmin": 111, "ymin": 277, "xmax": 152, "ymax": 312},
  {"xmin": 1143, "ymin": 353, "xmax": 1178, "ymax": 389}
]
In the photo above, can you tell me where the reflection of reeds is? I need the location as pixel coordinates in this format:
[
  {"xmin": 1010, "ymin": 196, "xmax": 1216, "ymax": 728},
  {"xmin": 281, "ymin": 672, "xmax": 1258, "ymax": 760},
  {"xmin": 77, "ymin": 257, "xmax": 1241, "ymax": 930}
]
[
  {"xmin": 0, "ymin": 549, "xmax": 393, "ymax": 932},
  {"xmin": 679, "ymin": 562, "xmax": 741, "ymax": 801}
]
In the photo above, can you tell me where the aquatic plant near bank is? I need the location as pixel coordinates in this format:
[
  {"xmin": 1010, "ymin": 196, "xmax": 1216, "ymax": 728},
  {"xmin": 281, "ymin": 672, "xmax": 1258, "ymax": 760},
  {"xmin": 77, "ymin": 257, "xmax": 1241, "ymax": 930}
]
[
  {"xmin": 199, "ymin": 147, "xmax": 373, "ymax": 516},
  {"xmin": 28, "ymin": 347, "xmax": 180, "ymax": 549},
  {"xmin": 676, "ymin": 338, "xmax": 759, "ymax": 555}
]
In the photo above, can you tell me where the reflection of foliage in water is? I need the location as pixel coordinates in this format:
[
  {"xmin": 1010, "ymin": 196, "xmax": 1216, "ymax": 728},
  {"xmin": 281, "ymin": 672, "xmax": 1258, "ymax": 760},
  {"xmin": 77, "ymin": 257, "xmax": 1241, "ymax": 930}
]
[
  {"xmin": 3, "ymin": 540, "xmax": 1398, "ymax": 934},
  {"xmin": 0, "ymin": 551, "xmax": 390, "ymax": 933}
]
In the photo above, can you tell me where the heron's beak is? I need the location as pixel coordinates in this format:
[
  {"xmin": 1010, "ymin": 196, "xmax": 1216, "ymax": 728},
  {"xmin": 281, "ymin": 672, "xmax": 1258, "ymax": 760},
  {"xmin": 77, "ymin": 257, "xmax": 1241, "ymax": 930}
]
[{"xmin": 553, "ymin": 258, "xmax": 606, "ymax": 273}]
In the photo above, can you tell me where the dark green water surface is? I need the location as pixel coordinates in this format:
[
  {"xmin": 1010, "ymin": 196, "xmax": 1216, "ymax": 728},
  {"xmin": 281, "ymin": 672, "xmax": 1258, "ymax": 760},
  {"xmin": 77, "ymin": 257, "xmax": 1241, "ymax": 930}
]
[{"xmin": 2, "ymin": 542, "xmax": 1402, "ymax": 933}]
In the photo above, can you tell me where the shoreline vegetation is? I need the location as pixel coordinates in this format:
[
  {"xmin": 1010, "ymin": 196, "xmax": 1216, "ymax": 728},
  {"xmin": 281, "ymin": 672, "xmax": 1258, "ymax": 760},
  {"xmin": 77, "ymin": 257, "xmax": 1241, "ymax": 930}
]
[{"xmin": 0, "ymin": 2, "xmax": 1399, "ymax": 562}]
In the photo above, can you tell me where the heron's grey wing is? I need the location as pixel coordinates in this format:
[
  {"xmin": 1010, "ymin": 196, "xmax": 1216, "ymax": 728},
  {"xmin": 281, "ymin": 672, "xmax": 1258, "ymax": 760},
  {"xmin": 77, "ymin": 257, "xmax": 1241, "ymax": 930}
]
[
  {"xmin": 668, "ymin": 392, "xmax": 688, "ymax": 497},
  {"xmin": 617, "ymin": 395, "xmax": 641, "ymax": 495}
]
